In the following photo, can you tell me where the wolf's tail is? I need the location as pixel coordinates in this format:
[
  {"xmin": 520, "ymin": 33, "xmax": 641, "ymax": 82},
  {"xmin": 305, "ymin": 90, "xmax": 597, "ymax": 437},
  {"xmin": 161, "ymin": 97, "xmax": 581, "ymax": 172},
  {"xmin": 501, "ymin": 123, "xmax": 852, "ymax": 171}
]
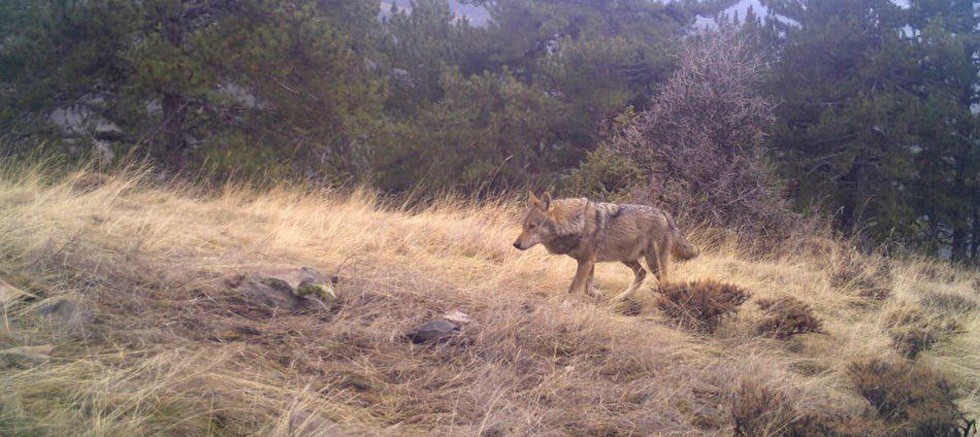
[{"xmin": 667, "ymin": 216, "xmax": 699, "ymax": 260}]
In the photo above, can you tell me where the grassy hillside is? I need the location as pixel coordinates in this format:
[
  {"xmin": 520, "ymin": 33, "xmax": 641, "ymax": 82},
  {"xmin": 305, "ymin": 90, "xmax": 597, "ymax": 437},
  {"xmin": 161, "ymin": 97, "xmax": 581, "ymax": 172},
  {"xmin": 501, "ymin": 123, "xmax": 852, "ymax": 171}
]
[{"xmin": 0, "ymin": 165, "xmax": 977, "ymax": 436}]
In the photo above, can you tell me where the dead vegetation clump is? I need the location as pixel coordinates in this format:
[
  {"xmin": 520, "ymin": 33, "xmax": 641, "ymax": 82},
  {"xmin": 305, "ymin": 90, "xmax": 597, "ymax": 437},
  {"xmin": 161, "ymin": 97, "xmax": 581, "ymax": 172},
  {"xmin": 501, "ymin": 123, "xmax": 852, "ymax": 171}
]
[
  {"xmin": 882, "ymin": 306, "xmax": 960, "ymax": 359},
  {"xmin": 919, "ymin": 263, "xmax": 958, "ymax": 283},
  {"xmin": 920, "ymin": 291, "xmax": 978, "ymax": 315},
  {"xmin": 849, "ymin": 357, "xmax": 973, "ymax": 436},
  {"xmin": 755, "ymin": 296, "xmax": 823, "ymax": 339},
  {"xmin": 731, "ymin": 380, "xmax": 799, "ymax": 436},
  {"xmin": 654, "ymin": 280, "xmax": 750, "ymax": 334},
  {"xmin": 731, "ymin": 379, "xmax": 867, "ymax": 437}
]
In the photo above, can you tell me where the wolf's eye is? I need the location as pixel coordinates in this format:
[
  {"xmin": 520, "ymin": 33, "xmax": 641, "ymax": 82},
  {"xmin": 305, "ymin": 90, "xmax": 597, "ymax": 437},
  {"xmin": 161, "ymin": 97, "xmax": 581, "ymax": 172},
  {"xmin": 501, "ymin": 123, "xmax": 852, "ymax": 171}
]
[{"xmin": 527, "ymin": 223, "xmax": 537, "ymax": 229}]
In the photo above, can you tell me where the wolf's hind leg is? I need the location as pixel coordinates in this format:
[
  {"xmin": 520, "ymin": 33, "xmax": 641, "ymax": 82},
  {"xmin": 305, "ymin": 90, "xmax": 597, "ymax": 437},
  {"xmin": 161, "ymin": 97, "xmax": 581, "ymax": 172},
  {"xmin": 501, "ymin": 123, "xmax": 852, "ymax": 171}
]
[{"xmin": 614, "ymin": 260, "xmax": 647, "ymax": 301}]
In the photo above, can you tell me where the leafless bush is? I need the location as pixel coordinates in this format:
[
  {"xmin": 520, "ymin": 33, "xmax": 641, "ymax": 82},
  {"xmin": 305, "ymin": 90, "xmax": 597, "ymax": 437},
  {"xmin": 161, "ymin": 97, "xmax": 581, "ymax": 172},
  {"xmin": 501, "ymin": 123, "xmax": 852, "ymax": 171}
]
[
  {"xmin": 920, "ymin": 291, "xmax": 977, "ymax": 315},
  {"xmin": 882, "ymin": 306, "xmax": 959, "ymax": 359},
  {"xmin": 731, "ymin": 380, "xmax": 798, "ymax": 436},
  {"xmin": 654, "ymin": 280, "xmax": 750, "ymax": 334},
  {"xmin": 731, "ymin": 380, "xmax": 868, "ymax": 437},
  {"xmin": 604, "ymin": 26, "xmax": 793, "ymax": 236},
  {"xmin": 849, "ymin": 358, "xmax": 971, "ymax": 436},
  {"xmin": 755, "ymin": 296, "xmax": 822, "ymax": 339}
]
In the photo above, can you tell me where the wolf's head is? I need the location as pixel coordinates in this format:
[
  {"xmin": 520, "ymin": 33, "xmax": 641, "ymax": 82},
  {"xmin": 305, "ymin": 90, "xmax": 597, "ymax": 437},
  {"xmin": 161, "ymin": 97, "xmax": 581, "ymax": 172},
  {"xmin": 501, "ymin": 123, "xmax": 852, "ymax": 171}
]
[{"xmin": 513, "ymin": 191, "xmax": 558, "ymax": 250}]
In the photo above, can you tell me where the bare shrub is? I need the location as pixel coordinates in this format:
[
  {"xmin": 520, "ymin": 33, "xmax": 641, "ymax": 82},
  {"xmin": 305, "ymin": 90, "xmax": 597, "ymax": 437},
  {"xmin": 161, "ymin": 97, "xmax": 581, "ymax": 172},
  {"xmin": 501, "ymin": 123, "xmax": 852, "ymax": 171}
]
[
  {"xmin": 849, "ymin": 358, "xmax": 970, "ymax": 436},
  {"xmin": 600, "ymin": 26, "xmax": 794, "ymax": 236},
  {"xmin": 882, "ymin": 306, "xmax": 959, "ymax": 359},
  {"xmin": 731, "ymin": 380, "xmax": 868, "ymax": 437},
  {"xmin": 654, "ymin": 280, "xmax": 750, "ymax": 334},
  {"xmin": 731, "ymin": 380, "xmax": 798, "ymax": 437},
  {"xmin": 920, "ymin": 291, "xmax": 977, "ymax": 315},
  {"xmin": 755, "ymin": 296, "xmax": 822, "ymax": 339}
]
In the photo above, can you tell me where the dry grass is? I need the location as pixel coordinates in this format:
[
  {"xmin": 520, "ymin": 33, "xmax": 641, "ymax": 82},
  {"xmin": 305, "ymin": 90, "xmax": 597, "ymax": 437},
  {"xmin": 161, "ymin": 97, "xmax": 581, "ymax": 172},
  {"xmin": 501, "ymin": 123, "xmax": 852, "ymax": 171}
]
[
  {"xmin": 882, "ymin": 306, "xmax": 960, "ymax": 359},
  {"xmin": 0, "ymin": 163, "xmax": 977, "ymax": 435}
]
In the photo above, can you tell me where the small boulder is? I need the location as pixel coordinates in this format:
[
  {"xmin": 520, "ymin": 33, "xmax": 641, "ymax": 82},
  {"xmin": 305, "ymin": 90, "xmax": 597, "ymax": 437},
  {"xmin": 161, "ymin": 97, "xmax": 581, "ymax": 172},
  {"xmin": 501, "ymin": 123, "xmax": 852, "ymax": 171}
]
[
  {"xmin": 231, "ymin": 267, "xmax": 336, "ymax": 313},
  {"xmin": 240, "ymin": 279, "xmax": 306, "ymax": 312},
  {"xmin": 406, "ymin": 319, "xmax": 461, "ymax": 344},
  {"xmin": 0, "ymin": 344, "xmax": 54, "ymax": 368},
  {"xmin": 258, "ymin": 267, "xmax": 336, "ymax": 301}
]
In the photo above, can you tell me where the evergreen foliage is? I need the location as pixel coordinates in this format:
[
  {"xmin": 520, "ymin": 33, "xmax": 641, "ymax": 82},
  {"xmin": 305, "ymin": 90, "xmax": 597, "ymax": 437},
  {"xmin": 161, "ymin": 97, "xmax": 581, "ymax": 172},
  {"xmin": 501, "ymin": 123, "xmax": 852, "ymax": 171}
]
[{"xmin": 1, "ymin": 0, "xmax": 978, "ymax": 260}]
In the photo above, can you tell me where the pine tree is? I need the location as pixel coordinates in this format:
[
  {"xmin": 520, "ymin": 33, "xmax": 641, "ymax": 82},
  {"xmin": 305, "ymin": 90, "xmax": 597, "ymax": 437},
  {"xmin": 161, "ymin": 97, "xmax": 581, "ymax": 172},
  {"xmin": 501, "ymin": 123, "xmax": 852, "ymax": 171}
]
[
  {"xmin": 764, "ymin": 0, "xmax": 920, "ymax": 242},
  {"xmin": 905, "ymin": 0, "xmax": 979, "ymax": 259}
]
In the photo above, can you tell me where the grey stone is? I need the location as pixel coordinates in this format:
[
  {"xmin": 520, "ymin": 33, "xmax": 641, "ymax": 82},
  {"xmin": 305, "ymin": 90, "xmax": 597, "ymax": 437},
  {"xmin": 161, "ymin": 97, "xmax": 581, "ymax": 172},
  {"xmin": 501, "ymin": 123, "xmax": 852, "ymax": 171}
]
[
  {"xmin": 230, "ymin": 267, "xmax": 337, "ymax": 313},
  {"xmin": 406, "ymin": 319, "xmax": 461, "ymax": 344}
]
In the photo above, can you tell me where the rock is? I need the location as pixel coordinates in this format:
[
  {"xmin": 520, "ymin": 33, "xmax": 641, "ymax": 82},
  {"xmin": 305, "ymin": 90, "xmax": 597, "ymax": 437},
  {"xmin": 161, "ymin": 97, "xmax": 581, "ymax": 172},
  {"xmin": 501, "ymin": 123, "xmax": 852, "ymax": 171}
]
[
  {"xmin": 259, "ymin": 267, "xmax": 336, "ymax": 301},
  {"xmin": 406, "ymin": 319, "xmax": 461, "ymax": 344},
  {"xmin": 0, "ymin": 278, "xmax": 30, "ymax": 305},
  {"xmin": 37, "ymin": 298, "xmax": 94, "ymax": 334},
  {"xmin": 289, "ymin": 410, "xmax": 350, "ymax": 437},
  {"xmin": 240, "ymin": 279, "xmax": 306, "ymax": 312},
  {"xmin": 443, "ymin": 310, "xmax": 472, "ymax": 325},
  {"xmin": 231, "ymin": 267, "xmax": 337, "ymax": 314},
  {"xmin": 0, "ymin": 344, "xmax": 54, "ymax": 368}
]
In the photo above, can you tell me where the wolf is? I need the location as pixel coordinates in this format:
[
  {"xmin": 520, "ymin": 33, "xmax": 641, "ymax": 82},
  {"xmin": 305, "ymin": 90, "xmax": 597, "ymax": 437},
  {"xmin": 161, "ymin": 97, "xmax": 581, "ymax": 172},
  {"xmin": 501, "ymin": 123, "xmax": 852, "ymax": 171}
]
[{"xmin": 513, "ymin": 192, "xmax": 698, "ymax": 300}]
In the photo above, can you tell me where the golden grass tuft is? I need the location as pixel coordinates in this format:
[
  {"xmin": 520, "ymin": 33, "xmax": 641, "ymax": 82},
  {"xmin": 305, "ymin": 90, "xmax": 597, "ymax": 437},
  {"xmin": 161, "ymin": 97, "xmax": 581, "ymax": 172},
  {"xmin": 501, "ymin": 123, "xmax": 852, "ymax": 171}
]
[{"xmin": 0, "ymin": 163, "xmax": 977, "ymax": 435}]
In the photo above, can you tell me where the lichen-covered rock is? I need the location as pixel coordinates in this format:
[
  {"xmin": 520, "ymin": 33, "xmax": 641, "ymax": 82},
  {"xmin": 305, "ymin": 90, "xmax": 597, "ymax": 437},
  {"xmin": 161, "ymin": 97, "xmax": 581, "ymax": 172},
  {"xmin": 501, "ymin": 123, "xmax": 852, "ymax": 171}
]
[{"xmin": 226, "ymin": 267, "xmax": 337, "ymax": 313}]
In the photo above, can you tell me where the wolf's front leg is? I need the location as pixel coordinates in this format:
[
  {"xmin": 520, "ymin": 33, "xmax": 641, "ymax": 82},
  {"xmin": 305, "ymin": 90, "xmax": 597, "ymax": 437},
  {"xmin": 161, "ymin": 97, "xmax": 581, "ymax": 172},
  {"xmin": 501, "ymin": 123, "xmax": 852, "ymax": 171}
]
[{"xmin": 568, "ymin": 259, "xmax": 595, "ymax": 295}]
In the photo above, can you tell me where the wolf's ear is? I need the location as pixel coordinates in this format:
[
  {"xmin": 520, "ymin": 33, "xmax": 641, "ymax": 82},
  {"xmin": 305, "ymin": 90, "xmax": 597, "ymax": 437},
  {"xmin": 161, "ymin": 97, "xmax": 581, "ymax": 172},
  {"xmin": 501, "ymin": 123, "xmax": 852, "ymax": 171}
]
[
  {"xmin": 540, "ymin": 192, "xmax": 551, "ymax": 210},
  {"xmin": 529, "ymin": 190, "xmax": 542, "ymax": 209}
]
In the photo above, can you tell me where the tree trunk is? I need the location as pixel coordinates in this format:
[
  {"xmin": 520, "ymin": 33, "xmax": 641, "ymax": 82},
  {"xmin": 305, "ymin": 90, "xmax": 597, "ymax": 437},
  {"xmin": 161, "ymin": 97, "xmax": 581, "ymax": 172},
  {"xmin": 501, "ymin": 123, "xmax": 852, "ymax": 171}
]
[
  {"xmin": 971, "ymin": 204, "xmax": 979, "ymax": 262},
  {"xmin": 160, "ymin": 0, "xmax": 187, "ymax": 170},
  {"xmin": 950, "ymin": 156, "xmax": 970, "ymax": 262},
  {"xmin": 161, "ymin": 91, "xmax": 187, "ymax": 170}
]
